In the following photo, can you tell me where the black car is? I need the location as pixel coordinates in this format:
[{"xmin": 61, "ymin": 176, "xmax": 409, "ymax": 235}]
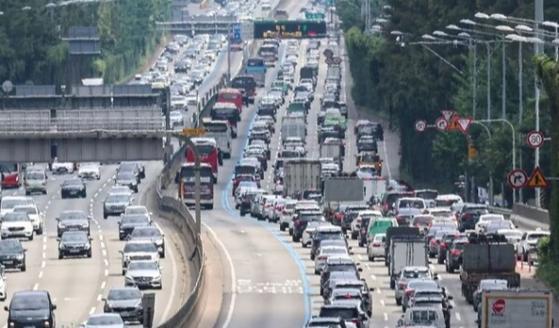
[
  {"xmin": 320, "ymin": 258, "xmax": 361, "ymax": 296},
  {"xmin": 292, "ymin": 210, "xmax": 323, "ymax": 242},
  {"xmin": 358, "ymin": 216, "xmax": 372, "ymax": 247},
  {"xmin": 457, "ymin": 203, "xmax": 489, "ymax": 232},
  {"xmin": 61, "ymin": 178, "xmax": 86, "ymax": 198},
  {"xmin": 58, "ymin": 231, "xmax": 92, "ymax": 259},
  {"xmin": 118, "ymin": 162, "xmax": 143, "ymax": 182},
  {"xmin": 310, "ymin": 227, "xmax": 345, "ymax": 260},
  {"xmin": 103, "ymin": 287, "xmax": 143, "ymax": 324},
  {"xmin": 115, "ymin": 171, "xmax": 139, "ymax": 193},
  {"xmin": 6, "ymin": 291, "xmax": 56, "ymax": 327},
  {"xmin": 0, "ymin": 239, "xmax": 26, "ymax": 271},
  {"xmin": 57, "ymin": 210, "xmax": 90, "ymax": 237},
  {"xmin": 118, "ymin": 214, "xmax": 151, "ymax": 240}
]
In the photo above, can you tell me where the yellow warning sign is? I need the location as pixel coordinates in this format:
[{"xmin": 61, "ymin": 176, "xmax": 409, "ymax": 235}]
[
  {"xmin": 526, "ymin": 167, "xmax": 549, "ymax": 188},
  {"xmin": 181, "ymin": 128, "xmax": 206, "ymax": 137},
  {"xmin": 448, "ymin": 115, "xmax": 461, "ymax": 131}
]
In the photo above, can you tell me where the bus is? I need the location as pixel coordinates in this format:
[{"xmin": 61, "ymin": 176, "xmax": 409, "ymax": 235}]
[
  {"xmin": 258, "ymin": 44, "xmax": 278, "ymax": 67},
  {"xmin": 186, "ymin": 138, "xmax": 221, "ymax": 181},
  {"xmin": 217, "ymin": 88, "xmax": 243, "ymax": 114},
  {"xmin": 211, "ymin": 102, "xmax": 240, "ymax": 138},
  {"xmin": 0, "ymin": 163, "xmax": 21, "ymax": 189},
  {"xmin": 201, "ymin": 118, "xmax": 233, "ymax": 159},
  {"xmin": 178, "ymin": 163, "xmax": 214, "ymax": 209},
  {"xmin": 244, "ymin": 57, "xmax": 267, "ymax": 87}
]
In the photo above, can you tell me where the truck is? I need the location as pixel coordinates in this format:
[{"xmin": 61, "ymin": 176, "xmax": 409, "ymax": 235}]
[
  {"xmin": 283, "ymin": 159, "xmax": 321, "ymax": 199},
  {"xmin": 388, "ymin": 235, "xmax": 428, "ymax": 289},
  {"xmin": 384, "ymin": 227, "xmax": 421, "ymax": 266},
  {"xmin": 319, "ymin": 138, "xmax": 344, "ymax": 170},
  {"xmin": 281, "ymin": 115, "xmax": 307, "ymax": 142},
  {"xmin": 460, "ymin": 240, "xmax": 521, "ymax": 304},
  {"xmin": 363, "ymin": 176, "xmax": 387, "ymax": 205},
  {"xmin": 477, "ymin": 289, "xmax": 553, "ymax": 328}
]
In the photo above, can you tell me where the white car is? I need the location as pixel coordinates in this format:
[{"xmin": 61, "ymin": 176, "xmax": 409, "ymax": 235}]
[
  {"xmin": 475, "ymin": 214, "xmax": 505, "ymax": 233},
  {"xmin": 124, "ymin": 205, "xmax": 152, "ymax": 222},
  {"xmin": 13, "ymin": 205, "xmax": 44, "ymax": 235},
  {"xmin": 1, "ymin": 212, "xmax": 34, "ymax": 240},
  {"xmin": 314, "ymin": 245, "xmax": 349, "ymax": 274},
  {"xmin": 51, "ymin": 161, "xmax": 75, "ymax": 174},
  {"xmin": 78, "ymin": 163, "xmax": 101, "ymax": 180},
  {"xmin": 301, "ymin": 220, "xmax": 328, "ymax": 248},
  {"xmin": 367, "ymin": 233, "xmax": 386, "ymax": 261},
  {"xmin": 84, "ymin": 313, "xmax": 124, "ymax": 328},
  {"xmin": 350, "ymin": 210, "xmax": 382, "ymax": 240},
  {"xmin": 0, "ymin": 196, "xmax": 34, "ymax": 220},
  {"xmin": 279, "ymin": 199, "xmax": 297, "ymax": 232},
  {"xmin": 0, "ymin": 267, "xmax": 6, "ymax": 301},
  {"xmin": 517, "ymin": 229, "xmax": 551, "ymax": 261},
  {"xmin": 497, "ymin": 229, "xmax": 523, "ymax": 252}
]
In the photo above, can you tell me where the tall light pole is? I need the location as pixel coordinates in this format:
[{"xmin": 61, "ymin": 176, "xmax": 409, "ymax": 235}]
[{"xmin": 535, "ymin": 0, "xmax": 544, "ymax": 207}]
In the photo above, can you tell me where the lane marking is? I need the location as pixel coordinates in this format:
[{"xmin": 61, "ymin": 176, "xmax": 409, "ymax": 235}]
[
  {"xmin": 33, "ymin": 283, "xmax": 38, "ymax": 290},
  {"xmin": 41, "ymin": 261, "xmax": 46, "ymax": 268},
  {"xmin": 204, "ymin": 222, "xmax": 237, "ymax": 328},
  {"xmin": 456, "ymin": 312, "xmax": 462, "ymax": 321},
  {"xmin": 97, "ymin": 294, "xmax": 103, "ymax": 302},
  {"xmin": 104, "ymin": 259, "xmax": 109, "ymax": 267},
  {"xmin": 89, "ymin": 307, "xmax": 96, "ymax": 315},
  {"xmin": 38, "ymin": 271, "xmax": 43, "ymax": 279},
  {"xmin": 380, "ymin": 299, "xmax": 385, "ymax": 307},
  {"xmin": 104, "ymin": 269, "xmax": 109, "ymax": 277},
  {"xmin": 101, "ymin": 281, "xmax": 106, "ymax": 289},
  {"xmin": 384, "ymin": 313, "xmax": 388, "ymax": 321}
]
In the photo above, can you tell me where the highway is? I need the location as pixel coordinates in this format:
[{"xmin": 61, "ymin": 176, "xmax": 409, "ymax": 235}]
[{"xmin": 0, "ymin": 163, "xmax": 190, "ymax": 327}]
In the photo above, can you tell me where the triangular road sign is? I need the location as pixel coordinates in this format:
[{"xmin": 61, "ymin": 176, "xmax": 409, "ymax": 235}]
[
  {"xmin": 457, "ymin": 117, "xmax": 472, "ymax": 134},
  {"xmin": 441, "ymin": 110, "xmax": 455, "ymax": 122},
  {"xmin": 447, "ymin": 115, "xmax": 461, "ymax": 131},
  {"xmin": 526, "ymin": 167, "xmax": 549, "ymax": 188}
]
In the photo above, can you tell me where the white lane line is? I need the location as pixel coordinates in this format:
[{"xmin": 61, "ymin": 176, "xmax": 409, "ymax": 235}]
[
  {"xmin": 101, "ymin": 242, "xmax": 106, "ymax": 249},
  {"xmin": 38, "ymin": 271, "xmax": 43, "ymax": 279},
  {"xmin": 33, "ymin": 283, "xmax": 38, "ymax": 290},
  {"xmin": 97, "ymin": 294, "xmax": 103, "ymax": 302},
  {"xmin": 380, "ymin": 299, "xmax": 385, "ymax": 307},
  {"xmin": 370, "ymin": 274, "xmax": 377, "ymax": 281},
  {"xmin": 99, "ymin": 235, "xmax": 104, "ymax": 241},
  {"xmin": 89, "ymin": 307, "xmax": 96, "ymax": 315},
  {"xmin": 101, "ymin": 281, "xmax": 106, "ymax": 289},
  {"xmin": 384, "ymin": 313, "xmax": 388, "ymax": 321},
  {"xmin": 456, "ymin": 312, "xmax": 462, "ymax": 321},
  {"xmin": 104, "ymin": 269, "xmax": 109, "ymax": 277},
  {"xmin": 102, "ymin": 249, "xmax": 107, "ymax": 257},
  {"xmin": 42, "ymin": 244, "xmax": 47, "ymax": 251},
  {"xmin": 204, "ymin": 222, "xmax": 236, "ymax": 328},
  {"xmin": 377, "ymin": 288, "xmax": 382, "ymax": 294},
  {"xmin": 41, "ymin": 261, "xmax": 46, "ymax": 268},
  {"xmin": 104, "ymin": 259, "xmax": 109, "ymax": 267},
  {"xmin": 43, "ymin": 236, "xmax": 47, "ymax": 243}
]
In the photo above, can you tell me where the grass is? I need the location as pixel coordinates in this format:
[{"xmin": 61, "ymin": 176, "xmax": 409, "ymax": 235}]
[{"xmin": 535, "ymin": 257, "xmax": 559, "ymax": 295}]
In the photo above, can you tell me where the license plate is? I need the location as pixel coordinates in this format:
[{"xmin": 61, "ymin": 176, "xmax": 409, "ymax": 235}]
[
  {"xmin": 24, "ymin": 326, "xmax": 36, "ymax": 328},
  {"xmin": 69, "ymin": 249, "xmax": 81, "ymax": 253},
  {"xmin": 3, "ymin": 261, "xmax": 13, "ymax": 265}
]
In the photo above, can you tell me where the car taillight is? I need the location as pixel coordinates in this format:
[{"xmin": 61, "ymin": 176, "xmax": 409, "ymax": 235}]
[
  {"xmin": 451, "ymin": 249, "xmax": 462, "ymax": 256},
  {"xmin": 430, "ymin": 239, "xmax": 437, "ymax": 245},
  {"xmin": 399, "ymin": 282, "xmax": 407, "ymax": 290},
  {"xmin": 276, "ymin": 205, "xmax": 284, "ymax": 211},
  {"xmin": 440, "ymin": 242, "xmax": 447, "ymax": 249},
  {"xmin": 405, "ymin": 288, "xmax": 414, "ymax": 297},
  {"xmin": 372, "ymin": 242, "xmax": 381, "ymax": 247},
  {"xmin": 318, "ymin": 255, "xmax": 327, "ymax": 260}
]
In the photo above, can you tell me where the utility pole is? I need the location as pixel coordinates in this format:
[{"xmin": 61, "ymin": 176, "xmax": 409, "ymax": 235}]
[
  {"xmin": 501, "ymin": 39, "xmax": 506, "ymax": 119},
  {"xmin": 535, "ymin": 0, "xmax": 544, "ymax": 207}
]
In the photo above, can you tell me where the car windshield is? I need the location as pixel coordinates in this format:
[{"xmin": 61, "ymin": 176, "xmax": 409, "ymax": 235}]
[
  {"xmin": 411, "ymin": 310, "xmax": 438, "ymax": 324},
  {"xmin": 122, "ymin": 215, "xmax": 149, "ymax": 224},
  {"xmin": 319, "ymin": 307, "xmax": 358, "ymax": 319},
  {"xmin": 528, "ymin": 233, "xmax": 549, "ymax": 240},
  {"xmin": 126, "ymin": 207, "xmax": 148, "ymax": 215},
  {"xmin": 26, "ymin": 172, "xmax": 44, "ymax": 180},
  {"xmin": 11, "ymin": 294, "xmax": 49, "ymax": 311},
  {"xmin": 124, "ymin": 242, "xmax": 157, "ymax": 253},
  {"xmin": 107, "ymin": 195, "xmax": 129, "ymax": 203},
  {"xmin": 128, "ymin": 261, "xmax": 158, "ymax": 271},
  {"xmin": 108, "ymin": 289, "xmax": 141, "ymax": 300},
  {"xmin": 63, "ymin": 179, "xmax": 82, "ymax": 186},
  {"xmin": 118, "ymin": 163, "xmax": 136, "ymax": 172},
  {"xmin": 60, "ymin": 211, "xmax": 87, "ymax": 221},
  {"xmin": 1, "ymin": 198, "xmax": 29, "ymax": 210},
  {"xmin": 3, "ymin": 212, "xmax": 28, "ymax": 222},
  {"xmin": 0, "ymin": 240, "xmax": 22, "ymax": 252},
  {"xmin": 131, "ymin": 228, "xmax": 160, "ymax": 238},
  {"xmin": 62, "ymin": 232, "xmax": 87, "ymax": 242},
  {"xmin": 404, "ymin": 270, "xmax": 429, "ymax": 279},
  {"xmin": 87, "ymin": 315, "xmax": 123, "ymax": 325},
  {"xmin": 117, "ymin": 172, "xmax": 135, "ymax": 180},
  {"xmin": 409, "ymin": 281, "xmax": 438, "ymax": 290},
  {"xmin": 13, "ymin": 206, "xmax": 37, "ymax": 215},
  {"xmin": 399, "ymin": 200, "xmax": 424, "ymax": 208},
  {"xmin": 322, "ymin": 247, "xmax": 347, "ymax": 255}
]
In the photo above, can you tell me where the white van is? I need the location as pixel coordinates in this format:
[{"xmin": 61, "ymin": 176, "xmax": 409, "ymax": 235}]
[{"xmin": 202, "ymin": 119, "xmax": 232, "ymax": 159}]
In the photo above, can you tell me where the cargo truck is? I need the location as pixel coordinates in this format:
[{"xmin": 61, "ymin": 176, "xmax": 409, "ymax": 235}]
[
  {"xmin": 283, "ymin": 159, "xmax": 321, "ymax": 199},
  {"xmin": 384, "ymin": 227, "xmax": 420, "ymax": 266},
  {"xmin": 281, "ymin": 115, "xmax": 307, "ymax": 141},
  {"xmin": 388, "ymin": 235, "xmax": 428, "ymax": 289},
  {"xmin": 460, "ymin": 240, "xmax": 521, "ymax": 304},
  {"xmin": 477, "ymin": 289, "xmax": 553, "ymax": 328}
]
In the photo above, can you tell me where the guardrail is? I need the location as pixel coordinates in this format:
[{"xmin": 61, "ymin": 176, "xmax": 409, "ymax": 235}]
[
  {"xmin": 155, "ymin": 144, "xmax": 205, "ymax": 327},
  {"xmin": 489, "ymin": 204, "xmax": 550, "ymax": 228}
]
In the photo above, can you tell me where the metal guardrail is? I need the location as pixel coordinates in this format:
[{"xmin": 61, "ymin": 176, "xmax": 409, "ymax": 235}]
[{"xmin": 0, "ymin": 118, "xmax": 165, "ymax": 132}]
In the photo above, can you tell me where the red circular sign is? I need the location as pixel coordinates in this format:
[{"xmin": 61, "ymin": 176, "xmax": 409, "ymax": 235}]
[
  {"xmin": 526, "ymin": 130, "xmax": 545, "ymax": 149},
  {"xmin": 492, "ymin": 298, "xmax": 506, "ymax": 314}
]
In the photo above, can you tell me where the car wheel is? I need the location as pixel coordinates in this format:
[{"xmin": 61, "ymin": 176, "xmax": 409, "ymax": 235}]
[
  {"xmin": 523, "ymin": 251, "xmax": 528, "ymax": 262},
  {"xmin": 161, "ymin": 249, "xmax": 166, "ymax": 259},
  {"xmin": 207, "ymin": 204, "xmax": 213, "ymax": 210},
  {"xmin": 21, "ymin": 264, "xmax": 26, "ymax": 272},
  {"xmin": 369, "ymin": 254, "xmax": 374, "ymax": 261},
  {"xmin": 438, "ymin": 256, "xmax": 444, "ymax": 265},
  {"xmin": 29, "ymin": 234, "xmax": 33, "ymax": 241},
  {"xmin": 43, "ymin": 190, "xmax": 47, "ymax": 195},
  {"xmin": 301, "ymin": 242, "xmax": 306, "ymax": 248},
  {"xmin": 61, "ymin": 193, "xmax": 66, "ymax": 199},
  {"xmin": 279, "ymin": 223, "xmax": 285, "ymax": 231},
  {"xmin": 122, "ymin": 269, "xmax": 126, "ymax": 275},
  {"xmin": 103, "ymin": 213, "xmax": 108, "ymax": 219},
  {"xmin": 87, "ymin": 250, "xmax": 92, "ymax": 258},
  {"xmin": 58, "ymin": 253, "xmax": 63, "ymax": 260},
  {"xmin": 25, "ymin": 191, "xmax": 30, "ymax": 196},
  {"xmin": 82, "ymin": 191, "xmax": 87, "ymax": 198},
  {"xmin": 37, "ymin": 226, "xmax": 43, "ymax": 235},
  {"xmin": 396, "ymin": 297, "xmax": 402, "ymax": 306}
]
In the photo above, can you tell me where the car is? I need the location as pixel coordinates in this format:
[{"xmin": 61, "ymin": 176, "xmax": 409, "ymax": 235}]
[
  {"xmin": 61, "ymin": 178, "xmax": 87, "ymax": 198},
  {"xmin": 302, "ymin": 221, "xmax": 329, "ymax": 248},
  {"xmin": 103, "ymin": 287, "xmax": 143, "ymax": 324},
  {"xmin": 497, "ymin": 228, "xmax": 523, "ymax": 252},
  {"xmin": 305, "ymin": 317, "xmax": 348, "ymax": 327},
  {"xmin": 5, "ymin": 290, "xmax": 56, "ymax": 328},
  {"xmin": 475, "ymin": 214, "xmax": 505, "ymax": 233},
  {"xmin": 397, "ymin": 306, "xmax": 446, "ymax": 328},
  {"xmin": 24, "ymin": 169, "xmax": 47, "ymax": 195},
  {"xmin": 1, "ymin": 212, "xmax": 34, "ymax": 240},
  {"xmin": 293, "ymin": 210, "xmax": 326, "ymax": 243},
  {"xmin": 128, "ymin": 227, "xmax": 165, "ymax": 258},
  {"xmin": 320, "ymin": 257, "xmax": 361, "ymax": 297},
  {"xmin": 314, "ymin": 245, "xmax": 350, "ymax": 275},
  {"xmin": 58, "ymin": 231, "xmax": 92, "ymax": 259},
  {"xmin": 311, "ymin": 225, "xmax": 345, "ymax": 260},
  {"xmin": 78, "ymin": 162, "xmax": 101, "ymax": 180},
  {"xmin": 516, "ymin": 228, "xmax": 551, "ymax": 261},
  {"xmin": 115, "ymin": 171, "xmax": 139, "ymax": 193},
  {"xmin": 472, "ymin": 279, "xmax": 508, "ymax": 311},
  {"xmin": 109, "ymin": 186, "xmax": 134, "ymax": 197},
  {"xmin": 124, "ymin": 205, "xmax": 152, "ymax": 219},
  {"xmin": 401, "ymin": 279, "xmax": 441, "ymax": 312},
  {"xmin": 118, "ymin": 214, "xmax": 151, "ymax": 241},
  {"xmin": 436, "ymin": 232, "xmax": 463, "ymax": 264},
  {"xmin": 457, "ymin": 203, "xmax": 489, "ymax": 232},
  {"xmin": 484, "ymin": 220, "xmax": 516, "ymax": 234},
  {"xmin": 0, "ymin": 196, "xmax": 34, "ymax": 220},
  {"xmin": 445, "ymin": 237, "xmax": 468, "ymax": 273},
  {"xmin": 56, "ymin": 210, "xmax": 90, "ymax": 237},
  {"xmin": 51, "ymin": 161, "xmax": 75, "ymax": 174},
  {"xmin": 124, "ymin": 260, "xmax": 162, "ymax": 289},
  {"xmin": 351, "ymin": 210, "xmax": 381, "ymax": 240},
  {"xmin": 103, "ymin": 193, "xmax": 133, "ymax": 219},
  {"xmin": 118, "ymin": 162, "xmax": 144, "ymax": 180},
  {"xmin": 394, "ymin": 266, "xmax": 435, "ymax": 306},
  {"xmin": 0, "ymin": 240, "xmax": 26, "ymax": 271},
  {"xmin": 84, "ymin": 313, "xmax": 124, "ymax": 328},
  {"xmin": 279, "ymin": 199, "xmax": 297, "ymax": 231},
  {"xmin": 367, "ymin": 233, "xmax": 386, "ymax": 261},
  {"xmin": 13, "ymin": 205, "xmax": 43, "ymax": 235},
  {"xmin": 318, "ymin": 302, "xmax": 368, "ymax": 328},
  {"xmin": 120, "ymin": 241, "xmax": 159, "ymax": 275},
  {"xmin": 395, "ymin": 197, "xmax": 426, "ymax": 226},
  {"xmin": 169, "ymin": 110, "xmax": 184, "ymax": 127},
  {"xmin": 329, "ymin": 289, "xmax": 371, "ymax": 316}
]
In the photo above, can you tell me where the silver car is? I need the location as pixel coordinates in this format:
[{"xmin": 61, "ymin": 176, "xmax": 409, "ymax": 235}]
[
  {"xmin": 120, "ymin": 241, "xmax": 159, "ymax": 275},
  {"xmin": 84, "ymin": 313, "xmax": 124, "ymax": 328},
  {"xmin": 314, "ymin": 245, "xmax": 349, "ymax": 275},
  {"xmin": 124, "ymin": 260, "xmax": 162, "ymax": 289},
  {"xmin": 129, "ymin": 226, "xmax": 165, "ymax": 258},
  {"xmin": 103, "ymin": 193, "xmax": 133, "ymax": 219},
  {"xmin": 395, "ymin": 266, "xmax": 434, "ymax": 306}
]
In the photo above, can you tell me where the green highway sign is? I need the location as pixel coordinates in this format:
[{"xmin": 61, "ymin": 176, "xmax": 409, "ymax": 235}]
[
  {"xmin": 253, "ymin": 20, "xmax": 327, "ymax": 39},
  {"xmin": 305, "ymin": 12, "xmax": 325, "ymax": 20}
]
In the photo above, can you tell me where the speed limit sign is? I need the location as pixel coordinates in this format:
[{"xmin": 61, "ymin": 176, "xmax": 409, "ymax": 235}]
[{"xmin": 526, "ymin": 130, "xmax": 545, "ymax": 149}]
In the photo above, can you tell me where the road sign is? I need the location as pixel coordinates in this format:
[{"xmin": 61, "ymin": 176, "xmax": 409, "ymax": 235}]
[
  {"xmin": 415, "ymin": 120, "xmax": 426, "ymax": 132},
  {"xmin": 435, "ymin": 117, "xmax": 448, "ymax": 132},
  {"xmin": 441, "ymin": 110, "xmax": 455, "ymax": 122},
  {"xmin": 507, "ymin": 169, "xmax": 528, "ymax": 189},
  {"xmin": 253, "ymin": 20, "xmax": 327, "ymax": 39},
  {"xmin": 526, "ymin": 167, "xmax": 549, "ymax": 188},
  {"xmin": 305, "ymin": 12, "xmax": 325, "ymax": 20},
  {"xmin": 526, "ymin": 130, "xmax": 545, "ymax": 149},
  {"xmin": 229, "ymin": 23, "xmax": 242, "ymax": 42},
  {"xmin": 457, "ymin": 117, "xmax": 473, "ymax": 134},
  {"xmin": 181, "ymin": 128, "xmax": 206, "ymax": 137}
]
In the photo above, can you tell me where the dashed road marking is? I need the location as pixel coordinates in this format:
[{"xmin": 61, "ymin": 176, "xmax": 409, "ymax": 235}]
[
  {"xmin": 41, "ymin": 261, "xmax": 46, "ymax": 268},
  {"xmin": 384, "ymin": 313, "xmax": 388, "ymax": 321},
  {"xmin": 101, "ymin": 281, "xmax": 106, "ymax": 289},
  {"xmin": 89, "ymin": 307, "xmax": 96, "ymax": 315},
  {"xmin": 104, "ymin": 269, "xmax": 109, "ymax": 277},
  {"xmin": 33, "ymin": 283, "xmax": 39, "ymax": 290},
  {"xmin": 38, "ymin": 271, "xmax": 43, "ymax": 279},
  {"xmin": 380, "ymin": 299, "xmax": 385, "ymax": 307},
  {"xmin": 456, "ymin": 312, "xmax": 462, "ymax": 321}
]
